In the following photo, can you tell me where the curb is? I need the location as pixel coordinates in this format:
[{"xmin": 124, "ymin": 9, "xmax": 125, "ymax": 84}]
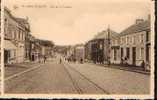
[{"xmin": 88, "ymin": 63, "xmax": 150, "ymax": 75}]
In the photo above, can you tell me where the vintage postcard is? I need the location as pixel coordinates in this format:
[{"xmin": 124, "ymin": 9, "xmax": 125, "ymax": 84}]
[{"xmin": 0, "ymin": 0, "xmax": 155, "ymax": 99}]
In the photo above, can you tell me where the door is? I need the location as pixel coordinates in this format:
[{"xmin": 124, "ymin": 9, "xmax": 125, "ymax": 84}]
[
  {"xmin": 4, "ymin": 50, "xmax": 10, "ymax": 64},
  {"xmin": 132, "ymin": 47, "xmax": 136, "ymax": 65},
  {"xmin": 121, "ymin": 48, "xmax": 123, "ymax": 58}
]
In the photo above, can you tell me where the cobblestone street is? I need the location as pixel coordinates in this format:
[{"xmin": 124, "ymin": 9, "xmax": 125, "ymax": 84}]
[{"xmin": 5, "ymin": 57, "xmax": 150, "ymax": 94}]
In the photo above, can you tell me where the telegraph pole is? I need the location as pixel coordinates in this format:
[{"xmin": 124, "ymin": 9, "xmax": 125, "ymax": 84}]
[{"xmin": 108, "ymin": 25, "xmax": 111, "ymax": 66}]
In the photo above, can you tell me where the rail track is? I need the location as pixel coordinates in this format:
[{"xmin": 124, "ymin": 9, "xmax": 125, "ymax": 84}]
[{"xmin": 63, "ymin": 62, "xmax": 110, "ymax": 94}]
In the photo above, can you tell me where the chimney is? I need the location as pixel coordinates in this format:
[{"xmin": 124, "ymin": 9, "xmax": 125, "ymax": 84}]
[{"xmin": 135, "ymin": 19, "xmax": 144, "ymax": 24}]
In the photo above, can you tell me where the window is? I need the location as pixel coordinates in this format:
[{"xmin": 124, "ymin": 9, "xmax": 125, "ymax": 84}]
[
  {"xmin": 114, "ymin": 49, "xmax": 117, "ymax": 60},
  {"xmin": 129, "ymin": 36, "xmax": 132, "ymax": 44},
  {"xmin": 133, "ymin": 36, "xmax": 136, "ymax": 44},
  {"xmin": 141, "ymin": 48, "xmax": 144, "ymax": 59},
  {"xmin": 121, "ymin": 38, "xmax": 123, "ymax": 44},
  {"xmin": 14, "ymin": 50, "xmax": 16, "ymax": 58},
  {"xmin": 21, "ymin": 32, "xmax": 23, "ymax": 41},
  {"xmin": 126, "ymin": 47, "xmax": 130, "ymax": 59},
  {"xmin": 146, "ymin": 31, "xmax": 150, "ymax": 42},
  {"xmin": 140, "ymin": 34, "xmax": 144, "ymax": 43},
  {"xmin": 121, "ymin": 48, "xmax": 123, "ymax": 58},
  {"xmin": 18, "ymin": 29, "xmax": 20, "ymax": 40},
  {"xmin": 127, "ymin": 37, "xmax": 129, "ymax": 44}
]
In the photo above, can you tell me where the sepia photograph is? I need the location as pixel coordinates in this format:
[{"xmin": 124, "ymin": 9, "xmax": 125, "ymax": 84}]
[{"xmin": 1, "ymin": 0, "xmax": 155, "ymax": 98}]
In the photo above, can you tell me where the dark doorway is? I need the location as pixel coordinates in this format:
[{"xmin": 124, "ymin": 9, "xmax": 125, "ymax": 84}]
[
  {"xmin": 146, "ymin": 44, "xmax": 150, "ymax": 62},
  {"xmin": 132, "ymin": 47, "xmax": 136, "ymax": 65},
  {"xmin": 32, "ymin": 55, "xmax": 35, "ymax": 61},
  {"xmin": 121, "ymin": 48, "xmax": 123, "ymax": 58},
  {"xmin": 4, "ymin": 50, "xmax": 10, "ymax": 64}
]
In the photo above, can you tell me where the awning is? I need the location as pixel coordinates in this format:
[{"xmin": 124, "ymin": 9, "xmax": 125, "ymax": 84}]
[{"xmin": 4, "ymin": 40, "xmax": 17, "ymax": 50}]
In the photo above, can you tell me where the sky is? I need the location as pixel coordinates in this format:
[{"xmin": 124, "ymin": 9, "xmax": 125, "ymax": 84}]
[{"xmin": 4, "ymin": 0, "xmax": 151, "ymax": 45}]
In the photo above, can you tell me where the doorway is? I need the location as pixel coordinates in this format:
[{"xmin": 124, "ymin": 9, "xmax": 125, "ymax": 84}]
[
  {"xmin": 132, "ymin": 47, "xmax": 136, "ymax": 65},
  {"xmin": 4, "ymin": 50, "xmax": 10, "ymax": 64}
]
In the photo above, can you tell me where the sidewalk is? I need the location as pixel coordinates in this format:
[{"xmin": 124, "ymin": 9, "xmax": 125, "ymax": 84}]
[
  {"xmin": 5, "ymin": 61, "xmax": 41, "ymax": 78},
  {"xmin": 5, "ymin": 61, "xmax": 37, "ymax": 68},
  {"xmin": 89, "ymin": 62, "xmax": 150, "ymax": 75}
]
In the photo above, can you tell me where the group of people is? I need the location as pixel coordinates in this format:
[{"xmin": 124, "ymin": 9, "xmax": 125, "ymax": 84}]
[
  {"xmin": 64, "ymin": 57, "xmax": 84, "ymax": 64},
  {"xmin": 38, "ymin": 55, "xmax": 47, "ymax": 63},
  {"xmin": 121, "ymin": 56, "xmax": 150, "ymax": 71},
  {"xmin": 141, "ymin": 60, "xmax": 150, "ymax": 71},
  {"xmin": 121, "ymin": 57, "xmax": 128, "ymax": 65}
]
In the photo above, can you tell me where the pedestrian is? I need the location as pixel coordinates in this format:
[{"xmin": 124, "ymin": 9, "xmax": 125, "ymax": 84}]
[
  {"xmin": 60, "ymin": 58, "xmax": 62, "ymax": 64},
  {"xmin": 141, "ymin": 60, "xmax": 145, "ymax": 69},
  {"xmin": 44, "ymin": 55, "xmax": 47, "ymax": 63},
  {"xmin": 80, "ymin": 58, "xmax": 83, "ymax": 64},
  {"xmin": 144, "ymin": 61, "xmax": 150, "ymax": 71},
  {"xmin": 124, "ymin": 57, "xmax": 128, "ymax": 65},
  {"xmin": 121, "ymin": 57, "xmax": 124, "ymax": 65}
]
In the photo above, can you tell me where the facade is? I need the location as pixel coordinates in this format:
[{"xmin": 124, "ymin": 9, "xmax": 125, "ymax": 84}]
[
  {"xmin": 66, "ymin": 46, "xmax": 75, "ymax": 60},
  {"xmin": 39, "ymin": 39, "xmax": 54, "ymax": 57},
  {"xmin": 74, "ymin": 44, "xmax": 85, "ymax": 62},
  {"xmin": 30, "ymin": 39, "xmax": 42, "ymax": 62},
  {"xmin": 84, "ymin": 41, "xmax": 92, "ymax": 62},
  {"xmin": 110, "ymin": 33, "xmax": 121, "ymax": 64},
  {"xmin": 85, "ymin": 29, "xmax": 118, "ymax": 64},
  {"xmin": 4, "ymin": 7, "xmax": 30, "ymax": 64},
  {"xmin": 119, "ymin": 19, "xmax": 151, "ymax": 69}
]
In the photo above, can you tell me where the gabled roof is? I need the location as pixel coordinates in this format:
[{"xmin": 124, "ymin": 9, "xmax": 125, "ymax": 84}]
[
  {"xmin": 4, "ymin": 7, "xmax": 30, "ymax": 30},
  {"xmin": 93, "ymin": 29, "xmax": 118, "ymax": 40},
  {"xmin": 36, "ymin": 39, "xmax": 54, "ymax": 47},
  {"xmin": 120, "ymin": 20, "xmax": 150, "ymax": 36},
  {"xmin": 15, "ymin": 18, "xmax": 28, "ymax": 24}
]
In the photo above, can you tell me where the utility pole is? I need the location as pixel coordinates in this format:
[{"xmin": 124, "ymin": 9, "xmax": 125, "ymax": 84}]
[{"xmin": 108, "ymin": 25, "xmax": 111, "ymax": 66}]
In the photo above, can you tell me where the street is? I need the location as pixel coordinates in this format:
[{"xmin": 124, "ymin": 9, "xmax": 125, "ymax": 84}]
[{"xmin": 5, "ymin": 57, "xmax": 150, "ymax": 94}]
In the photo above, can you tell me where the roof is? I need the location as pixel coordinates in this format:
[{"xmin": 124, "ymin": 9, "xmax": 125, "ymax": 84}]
[
  {"xmin": 93, "ymin": 29, "xmax": 119, "ymax": 40},
  {"xmin": 15, "ymin": 18, "xmax": 28, "ymax": 24},
  {"xmin": 120, "ymin": 20, "xmax": 150, "ymax": 36},
  {"xmin": 4, "ymin": 7, "xmax": 30, "ymax": 30},
  {"xmin": 36, "ymin": 39, "xmax": 54, "ymax": 47}
]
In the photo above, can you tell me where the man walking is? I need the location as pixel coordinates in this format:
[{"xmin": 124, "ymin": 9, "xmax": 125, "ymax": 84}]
[{"xmin": 44, "ymin": 55, "xmax": 47, "ymax": 63}]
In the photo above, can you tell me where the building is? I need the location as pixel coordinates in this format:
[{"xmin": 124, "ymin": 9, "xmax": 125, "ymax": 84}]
[
  {"xmin": 38, "ymin": 39, "xmax": 54, "ymax": 57},
  {"xmin": 25, "ymin": 33, "xmax": 34, "ymax": 61},
  {"xmin": 84, "ymin": 41, "xmax": 92, "ymax": 62},
  {"xmin": 119, "ymin": 18, "xmax": 151, "ymax": 70},
  {"xmin": 4, "ymin": 7, "xmax": 30, "ymax": 64},
  {"xmin": 85, "ymin": 29, "xmax": 118, "ymax": 64},
  {"xmin": 66, "ymin": 46, "xmax": 75, "ymax": 60},
  {"xmin": 74, "ymin": 44, "xmax": 85, "ymax": 62},
  {"xmin": 110, "ymin": 33, "xmax": 121, "ymax": 64}
]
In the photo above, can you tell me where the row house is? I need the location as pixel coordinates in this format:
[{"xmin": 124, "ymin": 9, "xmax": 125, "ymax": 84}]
[
  {"xmin": 85, "ymin": 29, "xmax": 118, "ymax": 64},
  {"xmin": 38, "ymin": 39, "xmax": 54, "ymax": 57},
  {"xmin": 110, "ymin": 33, "xmax": 121, "ymax": 64},
  {"xmin": 110, "ymin": 18, "xmax": 151, "ymax": 70},
  {"xmin": 30, "ymin": 39, "xmax": 54, "ymax": 62},
  {"xmin": 25, "ymin": 33, "xmax": 34, "ymax": 61},
  {"xmin": 66, "ymin": 46, "xmax": 75, "ymax": 60},
  {"xmin": 4, "ymin": 7, "xmax": 30, "ymax": 64},
  {"xmin": 30, "ymin": 38, "xmax": 42, "ymax": 62},
  {"xmin": 65, "ymin": 44, "xmax": 85, "ymax": 62},
  {"xmin": 84, "ymin": 41, "xmax": 92, "ymax": 62},
  {"xmin": 3, "ymin": 7, "xmax": 54, "ymax": 64},
  {"xmin": 74, "ymin": 44, "xmax": 85, "ymax": 62}
]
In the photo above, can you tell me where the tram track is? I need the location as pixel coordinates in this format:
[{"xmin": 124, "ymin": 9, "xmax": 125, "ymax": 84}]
[{"xmin": 63, "ymin": 62, "xmax": 110, "ymax": 94}]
